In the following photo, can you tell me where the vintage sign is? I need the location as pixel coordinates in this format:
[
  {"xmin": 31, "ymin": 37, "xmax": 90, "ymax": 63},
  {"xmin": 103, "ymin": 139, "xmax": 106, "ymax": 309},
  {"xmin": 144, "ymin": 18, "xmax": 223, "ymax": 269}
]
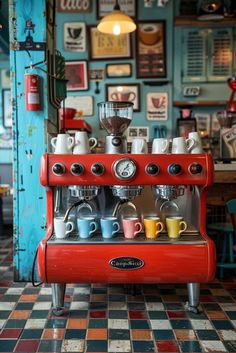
[
  {"xmin": 58, "ymin": 0, "xmax": 91, "ymax": 12},
  {"xmin": 89, "ymin": 27, "xmax": 131, "ymax": 59},
  {"xmin": 64, "ymin": 22, "xmax": 86, "ymax": 52},
  {"xmin": 146, "ymin": 92, "xmax": 168, "ymax": 121}
]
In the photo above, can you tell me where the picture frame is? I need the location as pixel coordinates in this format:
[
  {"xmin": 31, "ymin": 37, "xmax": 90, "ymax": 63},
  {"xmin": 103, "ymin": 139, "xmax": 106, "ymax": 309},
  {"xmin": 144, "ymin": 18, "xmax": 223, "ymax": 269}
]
[
  {"xmin": 136, "ymin": 21, "xmax": 166, "ymax": 78},
  {"xmin": 106, "ymin": 84, "xmax": 140, "ymax": 112},
  {"xmin": 146, "ymin": 92, "xmax": 168, "ymax": 120},
  {"xmin": 89, "ymin": 26, "xmax": 132, "ymax": 60},
  {"xmin": 64, "ymin": 22, "xmax": 86, "ymax": 52},
  {"xmin": 97, "ymin": 0, "xmax": 136, "ymax": 18},
  {"xmin": 65, "ymin": 61, "xmax": 88, "ymax": 91},
  {"xmin": 106, "ymin": 63, "xmax": 132, "ymax": 78},
  {"xmin": 1, "ymin": 69, "xmax": 10, "ymax": 89},
  {"xmin": 126, "ymin": 126, "xmax": 149, "ymax": 143},
  {"xmin": 63, "ymin": 95, "xmax": 94, "ymax": 116},
  {"xmin": 2, "ymin": 89, "xmax": 12, "ymax": 128}
]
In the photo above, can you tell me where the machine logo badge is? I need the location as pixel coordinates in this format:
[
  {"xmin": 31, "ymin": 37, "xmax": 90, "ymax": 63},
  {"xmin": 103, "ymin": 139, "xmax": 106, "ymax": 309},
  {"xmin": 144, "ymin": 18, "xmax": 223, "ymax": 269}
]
[{"xmin": 109, "ymin": 257, "xmax": 144, "ymax": 270}]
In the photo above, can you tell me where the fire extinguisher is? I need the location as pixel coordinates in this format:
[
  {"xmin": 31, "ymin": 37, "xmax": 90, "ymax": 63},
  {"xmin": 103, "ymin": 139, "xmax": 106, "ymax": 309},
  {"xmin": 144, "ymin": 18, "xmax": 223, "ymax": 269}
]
[{"xmin": 25, "ymin": 73, "xmax": 40, "ymax": 111}]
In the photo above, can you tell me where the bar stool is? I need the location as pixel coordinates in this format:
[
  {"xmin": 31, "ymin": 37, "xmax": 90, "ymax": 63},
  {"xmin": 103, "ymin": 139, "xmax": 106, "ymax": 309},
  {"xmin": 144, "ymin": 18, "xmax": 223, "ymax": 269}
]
[{"xmin": 207, "ymin": 198, "xmax": 236, "ymax": 279}]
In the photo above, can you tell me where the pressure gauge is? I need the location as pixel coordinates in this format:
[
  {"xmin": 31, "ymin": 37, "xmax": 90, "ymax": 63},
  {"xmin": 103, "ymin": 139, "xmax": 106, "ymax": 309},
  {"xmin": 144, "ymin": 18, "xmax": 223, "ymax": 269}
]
[{"xmin": 113, "ymin": 158, "xmax": 137, "ymax": 180}]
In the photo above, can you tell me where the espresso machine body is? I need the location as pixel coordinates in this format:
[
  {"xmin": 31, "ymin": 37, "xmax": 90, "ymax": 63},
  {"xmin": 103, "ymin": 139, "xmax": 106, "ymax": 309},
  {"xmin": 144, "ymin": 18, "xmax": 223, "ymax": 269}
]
[
  {"xmin": 37, "ymin": 102, "xmax": 215, "ymax": 315},
  {"xmin": 38, "ymin": 153, "xmax": 215, "ymax": 285}
]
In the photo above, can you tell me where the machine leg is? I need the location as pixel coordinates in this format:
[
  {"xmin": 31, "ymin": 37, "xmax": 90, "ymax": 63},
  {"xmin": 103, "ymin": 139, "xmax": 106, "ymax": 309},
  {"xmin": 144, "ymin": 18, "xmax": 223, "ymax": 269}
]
[
  {"xmin": 185, "ymin": 283, "xmax": 200, "ymax": 314},
  {"xmin": 51, "ymin": 283, "xmax": 66, "ymax": 316}
]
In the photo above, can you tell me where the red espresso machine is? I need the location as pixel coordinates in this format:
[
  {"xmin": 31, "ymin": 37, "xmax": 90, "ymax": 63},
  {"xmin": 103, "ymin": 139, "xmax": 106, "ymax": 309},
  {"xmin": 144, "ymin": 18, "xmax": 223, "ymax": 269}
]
[{"xmin": 37, "ymin": 102, "xmax": 215, "ymax": 315}]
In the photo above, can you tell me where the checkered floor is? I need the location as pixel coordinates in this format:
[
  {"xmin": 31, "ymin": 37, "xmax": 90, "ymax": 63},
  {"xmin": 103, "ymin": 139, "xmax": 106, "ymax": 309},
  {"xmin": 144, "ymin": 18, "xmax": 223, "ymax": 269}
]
[{"xmin": 0, "ymin": 226, "xmax": 236, "ymax": 352}]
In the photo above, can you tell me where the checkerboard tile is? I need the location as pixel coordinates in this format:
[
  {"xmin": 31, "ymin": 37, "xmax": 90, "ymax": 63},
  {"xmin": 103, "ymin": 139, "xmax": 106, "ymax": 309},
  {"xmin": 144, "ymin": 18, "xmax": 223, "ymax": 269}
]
[{"xmin": 1, "ymin": 229, "xmax": 236, "ymax": 352}]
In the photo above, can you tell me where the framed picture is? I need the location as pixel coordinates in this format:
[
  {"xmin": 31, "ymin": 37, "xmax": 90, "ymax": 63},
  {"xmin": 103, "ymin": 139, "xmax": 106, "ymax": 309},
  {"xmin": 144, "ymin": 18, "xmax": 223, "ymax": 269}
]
[
  {"xmin": 106, "ymin": 63, "xmax": 132, "ymax": 78},
  {"xmin": 126, "ymin": 126, "xmax": 149, "ymax": 142},
  {"xmin": 136, "ymin": 21, "xmax": 166, "ymax": 78},
  {"xmin": 2, "ymin": 89, "xmax": 12, "ymax": 128},
  {"xmin": 89, "ymin": 68, "xmax": 105, "ymax": 81},
  {"xmin": 65, "ymin": 61, "xmax": 88, "ymax": 91},
  {"xmin": 64, "ymin": 22, "xmax": 86, "ymax": 52},
  {"xmin": 146, "ymin": 92, "xmax": 168, "ymax": 120},
  {"xmin": 106, "ymin": 84, "xmax": 140, "ymax": 111},
  {"xmin": 63, "ymin": 95, "xmax": 94, "ymax": 116},
  {"xmin": 89, "ymin": 26, "xmax": 132, "ymax": 60},
  {"xmin": 97, "ymin": 0, "xmax": 136, "ymax": 18}
]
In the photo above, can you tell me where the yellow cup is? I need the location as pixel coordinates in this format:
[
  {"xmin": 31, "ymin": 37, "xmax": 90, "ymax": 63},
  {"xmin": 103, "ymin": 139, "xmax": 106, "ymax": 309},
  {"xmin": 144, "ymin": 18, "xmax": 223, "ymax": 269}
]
[
  {"xmin": 166, "ymin": 217, "xmax": 187, "ymax": 240},
  {"xmin": 144, "ymin": 217, "xmax": 164, "ymax": 239}
]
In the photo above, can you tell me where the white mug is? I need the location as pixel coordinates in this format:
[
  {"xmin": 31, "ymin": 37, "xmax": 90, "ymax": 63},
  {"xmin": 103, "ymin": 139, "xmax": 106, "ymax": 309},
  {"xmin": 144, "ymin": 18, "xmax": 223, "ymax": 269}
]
[
  {"xmin": 54, "ymin": 217, "xmax": 75, "ymax": 239},
  {"xmin": 152, "ymin": 138, "xmax": 169, "ymax": 154},
  {"xmin": 171, "ymin": 137, "xmax": 195, "ymax": 154},
  {"xmin": 73, "ymin": 131, "xmax": 97, "ymax": 154},
  {"xmin": 188, "ymin": 132, "xmax": 203, "ymax": 153},
  {"xmin": 131, "ymin": 138, "xmax": 148, "ymax": 154},
  {"xmin": 51, "ymin": 134, "xmax": 74, "ymax": 154}
]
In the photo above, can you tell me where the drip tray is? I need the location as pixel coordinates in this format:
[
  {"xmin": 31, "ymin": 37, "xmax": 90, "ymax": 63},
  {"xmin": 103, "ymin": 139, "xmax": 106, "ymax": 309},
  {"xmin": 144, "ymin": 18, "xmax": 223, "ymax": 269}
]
[{"xmin": 48, "ymin": 231, "xmax": 206, "ymax": 245}]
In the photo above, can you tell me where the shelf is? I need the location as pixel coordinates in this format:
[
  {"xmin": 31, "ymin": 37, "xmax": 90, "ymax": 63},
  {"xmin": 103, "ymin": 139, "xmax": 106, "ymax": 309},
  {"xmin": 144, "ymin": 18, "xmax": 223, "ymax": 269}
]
[
  {"xmin": 173, "ymin": 100, "xmax": 227, "ymax": 107},
  {"xmin": 175, "ymin": 16, "xmax": 236, "ymax": 27}
]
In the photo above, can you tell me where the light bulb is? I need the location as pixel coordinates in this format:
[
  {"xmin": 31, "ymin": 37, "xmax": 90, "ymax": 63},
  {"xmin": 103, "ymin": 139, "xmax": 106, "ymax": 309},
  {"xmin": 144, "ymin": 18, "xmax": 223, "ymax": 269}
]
[{"xmin": 113, "ymin": 23, "xmax": 121, "ymax": 35}]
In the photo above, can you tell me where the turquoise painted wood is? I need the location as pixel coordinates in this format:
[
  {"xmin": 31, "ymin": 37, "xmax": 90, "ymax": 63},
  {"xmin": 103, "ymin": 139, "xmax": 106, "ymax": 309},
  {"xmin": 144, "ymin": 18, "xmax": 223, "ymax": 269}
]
[{"xmin": 10, "ymin": 0, "xmax": 47, "ymax": 281}]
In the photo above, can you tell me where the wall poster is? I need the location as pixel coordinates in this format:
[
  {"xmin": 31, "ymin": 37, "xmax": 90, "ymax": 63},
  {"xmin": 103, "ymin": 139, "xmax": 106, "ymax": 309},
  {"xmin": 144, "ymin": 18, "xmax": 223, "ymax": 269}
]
[
  {"xmin": 146, "ymin": 92, "xmax": 168, "ymax": 120},
  {"xmin": 89, "ymin": 27, "xmax": 131, "ymax": 60},
  {"xmin": 136, "ymin": 21, "xmax": 166, "ymax": 78},
  {"xmin": 64, "ymin": 22, "xmax": 86, "ymax": 52}
]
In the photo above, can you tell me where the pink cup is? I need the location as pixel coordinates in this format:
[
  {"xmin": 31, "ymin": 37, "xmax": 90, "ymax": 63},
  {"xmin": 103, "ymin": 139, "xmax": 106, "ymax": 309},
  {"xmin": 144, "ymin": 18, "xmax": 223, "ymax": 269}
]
[{"xmin": 122, "ymin": 217, "xmax": 143, "ymax": 239}]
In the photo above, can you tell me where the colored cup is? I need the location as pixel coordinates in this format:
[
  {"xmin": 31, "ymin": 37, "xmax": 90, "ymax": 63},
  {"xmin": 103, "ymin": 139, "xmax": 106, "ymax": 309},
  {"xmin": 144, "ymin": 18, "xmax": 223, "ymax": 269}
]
[
  {"xmin": 166, "ymin": 216, "xmax": 187, "ymax": 240},
  {"xmin": 122, "ymin": 217, "xmax": 143, "ymax": 239},
  {"xmin": 100, "ymin": 217, "xmax": 120, "ymax": 239},
  {"xmin": 144, "ymin": 217, "xmax": 164, "ymax": 239},
  {"xmin": 77, "ymin": 217, "xmax": 98, "ymax": 239}
]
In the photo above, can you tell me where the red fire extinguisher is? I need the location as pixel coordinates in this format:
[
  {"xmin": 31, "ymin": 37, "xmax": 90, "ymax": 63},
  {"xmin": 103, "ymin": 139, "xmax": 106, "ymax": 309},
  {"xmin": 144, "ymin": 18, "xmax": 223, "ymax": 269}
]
[{"xmin": 25, "ymin": 73, "xmax": 40, "ymax": 111}]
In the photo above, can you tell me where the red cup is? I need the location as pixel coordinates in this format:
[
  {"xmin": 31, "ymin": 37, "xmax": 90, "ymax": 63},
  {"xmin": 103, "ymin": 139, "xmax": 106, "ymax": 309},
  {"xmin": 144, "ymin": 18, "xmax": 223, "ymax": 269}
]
[{"xmin": 59, "ymin": 108, "xmax": 76, "ymax": 120}]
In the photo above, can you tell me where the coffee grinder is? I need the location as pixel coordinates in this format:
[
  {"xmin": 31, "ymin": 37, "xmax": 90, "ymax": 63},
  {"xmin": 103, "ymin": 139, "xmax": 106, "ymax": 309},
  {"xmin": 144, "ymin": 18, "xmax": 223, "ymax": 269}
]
[{"xmin": 98, "ymin": 101, "xmax": 133, "ymax": 154}]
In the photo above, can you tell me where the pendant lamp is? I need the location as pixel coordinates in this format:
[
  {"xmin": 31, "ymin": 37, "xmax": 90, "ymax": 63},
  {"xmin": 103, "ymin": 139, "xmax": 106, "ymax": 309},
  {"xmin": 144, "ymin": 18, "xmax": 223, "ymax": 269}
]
[{"xmin": 97, "ymin": 0, "xmax": 136, "ymax": 36}]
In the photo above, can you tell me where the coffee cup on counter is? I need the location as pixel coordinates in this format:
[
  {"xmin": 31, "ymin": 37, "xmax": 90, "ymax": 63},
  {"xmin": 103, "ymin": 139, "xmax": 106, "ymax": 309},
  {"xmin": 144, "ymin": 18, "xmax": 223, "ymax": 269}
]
[
  {"xmin": 188, "ymin": 132, "xmax": 203, "ymax": 154},
  {"xmin": 77, "ymin": 217, "xmax": 98, "ymax": 239},
  {"xmin": 100, "ymin": 217, "xmax": 120, "ymax": 239},
  {"xmin": 131, "ymin": 138, "xmax": 148, "ymax": 154},
  {"xmin": 54, "ymin": 217, "xmax": 75, "ymax": 239},
  {"xmin": 51, "ymin": 133, "xmax": 74, "ymax": 154},
  {"xmin": 171, "ymin": 137, "xmax": 195, "ymax": 154},
  {"xmin": 144, "ymin": 216, "xmax": 164, "ymax": 239},
  {"xmin": 122, "ymin": 217, "xmax": 143, "ymax": 239},
  {"xmin": 73, "ymin": 131, "xmax": 97, "ymax": 154},
  {"xmin": 166, "ymin": 216, "xmax": 187, "ymax": 240},
  {"xmin": 152, "ymin": 138, "xmax": 169, "ymax": 154}
]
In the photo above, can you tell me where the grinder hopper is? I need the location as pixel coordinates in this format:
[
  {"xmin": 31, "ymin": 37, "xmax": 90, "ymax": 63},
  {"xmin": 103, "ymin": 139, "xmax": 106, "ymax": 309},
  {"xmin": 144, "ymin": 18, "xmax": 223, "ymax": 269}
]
[{"xmin": 98, "ymin": 101, "xmax": 133, "ymax": 153}]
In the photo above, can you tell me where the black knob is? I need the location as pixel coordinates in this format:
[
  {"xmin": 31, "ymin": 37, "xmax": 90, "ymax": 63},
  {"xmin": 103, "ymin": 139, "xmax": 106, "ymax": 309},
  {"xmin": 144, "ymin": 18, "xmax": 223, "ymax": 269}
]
[
  {"xmin": 168, "ymin": 163, "xmax": 182, "ymax": 175},
  {"xmin": 71, "ymin": 163, "xmax": 84, "ymax": 176},
  {"xmin": 112, "ymin": 137, "xmax": 122, "ymax": 146},
  {"xmin": 91, "ymin": 163, "xmax": 104, "ymax": 176},
  {"xmin": 52, "ymin": 163, "xmax": 65, "ymax": 176},
  {"xmin": 189, "ymin": 163, "xmax": 203, "ymax": 175},
  {"xmin": 146, "ymin": 163, "xmax": 159, "ymax": 176}
]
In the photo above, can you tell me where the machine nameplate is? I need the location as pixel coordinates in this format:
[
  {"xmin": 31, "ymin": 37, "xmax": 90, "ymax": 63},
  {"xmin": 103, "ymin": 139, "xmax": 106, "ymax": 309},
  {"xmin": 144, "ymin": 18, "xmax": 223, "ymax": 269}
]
[{"xmin": 109, "ymin": 257, "xmax": 144, "ymax": 270}]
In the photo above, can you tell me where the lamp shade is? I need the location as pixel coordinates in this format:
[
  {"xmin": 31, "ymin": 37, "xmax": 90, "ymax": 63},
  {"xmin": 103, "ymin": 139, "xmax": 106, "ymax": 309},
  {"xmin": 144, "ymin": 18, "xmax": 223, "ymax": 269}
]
[{"xmin": 97, "ymin": 10, "xmax": 136, "ymax": 35}]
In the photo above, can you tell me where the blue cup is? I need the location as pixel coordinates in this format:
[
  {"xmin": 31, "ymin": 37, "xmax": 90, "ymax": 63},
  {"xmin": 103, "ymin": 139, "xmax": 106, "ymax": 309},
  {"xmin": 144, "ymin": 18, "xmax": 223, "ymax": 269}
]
[
  {"xmin": 77, "ymin": 217, "xmax": 98, "ymax": 239},
  {"xmin": 100, "ymin": 217, "xmax": 120, "ymax": 239}
]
